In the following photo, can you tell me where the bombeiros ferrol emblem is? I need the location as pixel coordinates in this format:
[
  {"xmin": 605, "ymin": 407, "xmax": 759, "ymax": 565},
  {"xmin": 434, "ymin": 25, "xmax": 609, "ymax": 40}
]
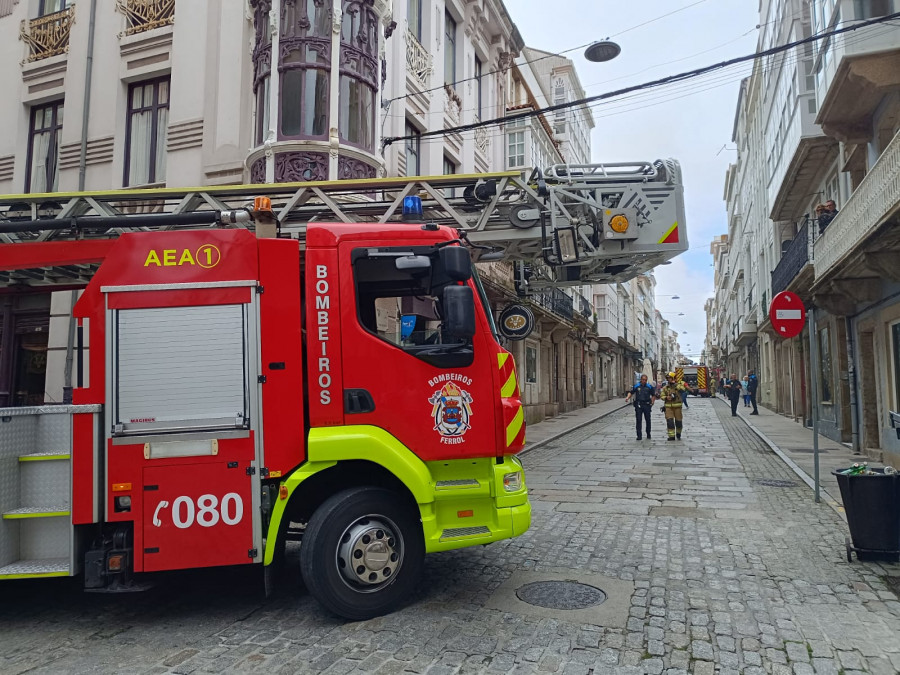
[
  {"xmin": 428, "ymin": 377, "xmax": 474, "ymax": 444},
  {"xmin": 498, "ymin": 304, "xmax": 535, "ymax": 340}
]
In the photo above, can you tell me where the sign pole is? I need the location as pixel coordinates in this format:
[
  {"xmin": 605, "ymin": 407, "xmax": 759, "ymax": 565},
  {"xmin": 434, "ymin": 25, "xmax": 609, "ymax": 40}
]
[{"xmin": 808, "ymin": 306, "xmax": 820, "ymax": 503}]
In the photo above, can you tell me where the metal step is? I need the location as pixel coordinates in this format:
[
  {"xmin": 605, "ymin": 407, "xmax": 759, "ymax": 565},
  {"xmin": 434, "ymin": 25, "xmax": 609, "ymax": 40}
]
[
  {"xmin": 440, "ymin": 525, "xmax": 491, "ymax": 541},
  {"xmin": 18, "ymin": 453, "xmax": 71, "ymax": 462},
  {"xmin": 0, "ymin": 558, "xmax": 69, "ymax": 578},
  {"xmin": 2, "ymin": 507, "xmax": 70, "ymax": 519}
]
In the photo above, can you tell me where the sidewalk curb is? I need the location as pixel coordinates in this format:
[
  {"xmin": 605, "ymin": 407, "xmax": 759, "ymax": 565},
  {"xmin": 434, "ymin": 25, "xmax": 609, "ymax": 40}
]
[
  {"xmin": 714, "ymin": 397, "xmax": 846, "ymax": 522},
  {"xmin": 520, "ymin": 403, "xmax": 630, "ymax": 457}
]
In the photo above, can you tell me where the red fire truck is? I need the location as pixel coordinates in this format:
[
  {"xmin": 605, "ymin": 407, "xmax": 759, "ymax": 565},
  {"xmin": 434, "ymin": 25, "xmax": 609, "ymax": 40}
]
[{"xmin": 0, "ymin": 164, "xmax": 686, "ymax": 619}]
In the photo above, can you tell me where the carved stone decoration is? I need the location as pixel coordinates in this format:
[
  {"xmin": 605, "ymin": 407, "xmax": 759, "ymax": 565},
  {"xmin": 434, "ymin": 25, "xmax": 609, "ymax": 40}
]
[
  {"xmin": 275, "ymin": 151, "xmax": 328, "ymax": 182},
  {"xmin": 338, "ymin": 156, "xmax": 376, "ymax": 180},
  {"xmin": 250, "ymin": 157, "xmax": 266, "ymax": 184}
]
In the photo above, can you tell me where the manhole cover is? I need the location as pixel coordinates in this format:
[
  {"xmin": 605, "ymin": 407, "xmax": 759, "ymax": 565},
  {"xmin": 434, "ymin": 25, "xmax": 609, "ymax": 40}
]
[
  {"xmin": 515, "ymin": 580, "xmax": 607, "ymax": 610},
  {"xmin": 754, "ymin": 478, "xmax": 798, "ymax": 487}
]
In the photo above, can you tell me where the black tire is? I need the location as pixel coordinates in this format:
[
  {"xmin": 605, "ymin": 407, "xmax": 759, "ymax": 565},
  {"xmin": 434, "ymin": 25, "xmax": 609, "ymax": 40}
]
[{"xmin": 299, "ymin": 487, "xmax": 424, "ymax": 620}]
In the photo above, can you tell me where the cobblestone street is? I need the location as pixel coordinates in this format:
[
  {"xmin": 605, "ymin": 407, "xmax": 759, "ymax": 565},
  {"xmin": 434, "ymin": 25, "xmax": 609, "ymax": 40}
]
[{"xmin": 2, "ymin": 399, "xmax": 899, "ymax": 675}]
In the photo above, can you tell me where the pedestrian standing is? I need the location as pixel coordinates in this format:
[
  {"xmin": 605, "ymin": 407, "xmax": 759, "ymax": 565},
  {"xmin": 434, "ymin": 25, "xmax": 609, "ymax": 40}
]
[
  {"xmin": 625, "ymin": 374, "xmax": 656, "ymax": 440},
  {"xmin": 741, "ymin": 377, "xmax": 750, "ymax": 407},
  {"xmin": 659, "ymin": 372, "xmax": 686, "ymax": 441},
  {"xmin": 725, "ymin": 373, "xmax": 742, "ymax": 416},
  {"xmin": 747, "ymin": 369, "xmax": 759, "ymax": 415},
  {"xmin": 680, "ymin": 379, "xmax": 690, "ymax": 409}
]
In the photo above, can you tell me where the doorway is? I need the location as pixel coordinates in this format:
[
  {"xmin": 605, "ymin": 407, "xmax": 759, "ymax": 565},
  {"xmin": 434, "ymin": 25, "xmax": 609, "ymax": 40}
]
[{"xmin": 860, "ymin": 331, "xmax": 880, "ymax": 450}]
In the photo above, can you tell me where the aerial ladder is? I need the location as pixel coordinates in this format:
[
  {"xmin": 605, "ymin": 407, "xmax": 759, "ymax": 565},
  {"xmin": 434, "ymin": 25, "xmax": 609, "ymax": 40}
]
[{"xmin": 0, "ymin": 159, "xmax": 687, "ymax": 290}]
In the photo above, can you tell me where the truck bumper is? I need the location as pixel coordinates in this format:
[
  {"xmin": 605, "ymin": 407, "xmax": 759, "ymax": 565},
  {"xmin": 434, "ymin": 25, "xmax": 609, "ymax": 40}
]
[{"xmin": 421, "ymin": 454, "xmax": 531, "ymax": 553}]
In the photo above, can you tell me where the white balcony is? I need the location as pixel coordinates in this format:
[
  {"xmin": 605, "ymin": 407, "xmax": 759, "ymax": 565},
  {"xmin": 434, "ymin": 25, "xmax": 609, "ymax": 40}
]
[
  {"xmin": 736, "ymin": 316, "xmax": 757, "ymax": 347},
  {"xmin": 814, "ymin": 128, "xmax": 900, "ymax": 282}
]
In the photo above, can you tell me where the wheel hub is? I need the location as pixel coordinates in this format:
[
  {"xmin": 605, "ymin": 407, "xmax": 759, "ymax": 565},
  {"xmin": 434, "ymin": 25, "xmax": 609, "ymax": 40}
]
[{"xmin": 337, "ymin": 516, "xmax": 403, "ymax": 588}]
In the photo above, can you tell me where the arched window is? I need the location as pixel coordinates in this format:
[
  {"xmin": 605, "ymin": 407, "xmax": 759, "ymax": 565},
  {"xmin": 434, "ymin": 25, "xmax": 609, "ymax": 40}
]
[{"xmin": 339, "ymin": 0, "xmax": 378, "ymax": 152}]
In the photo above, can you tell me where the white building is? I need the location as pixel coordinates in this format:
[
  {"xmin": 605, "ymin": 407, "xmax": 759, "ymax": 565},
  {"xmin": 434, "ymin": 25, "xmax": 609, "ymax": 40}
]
[{"xmin": 707, "ymin": 0, "xmax": 900, "ymax": 465}]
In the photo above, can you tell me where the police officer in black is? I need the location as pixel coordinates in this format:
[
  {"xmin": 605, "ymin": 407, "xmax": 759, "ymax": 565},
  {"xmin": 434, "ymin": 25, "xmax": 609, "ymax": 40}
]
[
  {"xmin": 725, "ymin": 373, "xmax": 742, "ymax": 416},
  {"xmin": 747, "ymin": 369, "xmax": 759, "ymax": 415},
  {"xmin": 625, "ymin": 374, "xmax": 656, "ymax": 440}
]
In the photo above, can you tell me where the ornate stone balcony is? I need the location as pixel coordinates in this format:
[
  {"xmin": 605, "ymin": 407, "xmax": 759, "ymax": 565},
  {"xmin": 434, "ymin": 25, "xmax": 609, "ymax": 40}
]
[
  {"xmin": 405, "ymin": 30, "xmax": 432, "ymax": 89},
  {"xmin": 20, "ymin": 6, "xmax": 74, "ymax": 63},
  {"xmin": 814, "ymin": 129, "xmax": 900, "ymax": 283},
  {"xmin": 116, "ymin": 0, "xmax": 175, "ymax": 36}
]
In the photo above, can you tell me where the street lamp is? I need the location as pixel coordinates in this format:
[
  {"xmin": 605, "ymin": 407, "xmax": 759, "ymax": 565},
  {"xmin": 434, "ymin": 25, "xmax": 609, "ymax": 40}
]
[{"xmin": 584, "ymin": 40, "xmax": 622, "ymax": 63}]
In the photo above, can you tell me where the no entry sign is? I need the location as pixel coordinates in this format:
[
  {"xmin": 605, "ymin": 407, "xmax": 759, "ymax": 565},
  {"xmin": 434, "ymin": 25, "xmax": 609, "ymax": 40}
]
[{"xmin": 769, "ymin": 291, "xmax": 806, "ymax": 339}]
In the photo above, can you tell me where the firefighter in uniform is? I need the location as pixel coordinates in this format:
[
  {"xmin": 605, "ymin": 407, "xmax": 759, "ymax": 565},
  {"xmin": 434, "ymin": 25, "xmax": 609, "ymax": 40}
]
[
  {"xmin": 625, "ymin": 374, "xmax": 656, "ymax": 440},
  {"xmin": 659, "ymin": 371, "xmax": 686, "ymax": 441}
]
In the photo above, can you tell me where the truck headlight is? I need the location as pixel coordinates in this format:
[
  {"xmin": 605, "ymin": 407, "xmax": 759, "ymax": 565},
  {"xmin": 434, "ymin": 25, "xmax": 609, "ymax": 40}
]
[{"xmin": 503, "ymin": 471, "xmax": 522, "ymax": 492}]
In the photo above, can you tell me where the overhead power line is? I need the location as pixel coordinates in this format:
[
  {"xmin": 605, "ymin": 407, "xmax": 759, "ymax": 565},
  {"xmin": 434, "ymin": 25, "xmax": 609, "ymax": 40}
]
[
  {"xmin": 384, "ymin": 0, "xmax": 711, "ymax": 105},
  {"xmin": 382, "ymin": 11, "xmax": 900, "ymax": 147}
]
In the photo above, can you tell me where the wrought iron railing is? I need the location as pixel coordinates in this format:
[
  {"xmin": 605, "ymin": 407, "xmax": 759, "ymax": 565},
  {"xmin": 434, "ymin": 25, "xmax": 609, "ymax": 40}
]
[
  {"xmin": 815, "ymin": 128, "xmax": 900, "ymax": 280},
  {"xmin": 534, "ymin": 288, "xmax": 574, "ymax": 321},
  {"xmin": 20, "ymin": 6, "xmax": 74, "ymax": 62},
  {"xmin": 117, "ymin": 0, "xmax": 175, "ymax": 35},
  {"xmin": 770, "ymin": 221, "xmax": 811, "ymax": 296},
  {"xmin": 405, "ymin": 29, "xmax": 432, "ymax": 88},
  {"xmin": 474, "ymin": 121, "xmax": 489, "ymax": 154}
]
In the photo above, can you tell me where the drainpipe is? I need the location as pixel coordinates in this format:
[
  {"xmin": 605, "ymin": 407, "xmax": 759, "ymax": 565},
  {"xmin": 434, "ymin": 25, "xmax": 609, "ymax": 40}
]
[
  {"xmin": 66, "ymin": 0, "xmax": 97, "ymax": 401},
  {"xmin": 78, "ymin": 0, "xmax": 98, "ymax": 191},
  {"xmin": 846, "ymin": 316, "xmax": 860, "ymax": 454}
]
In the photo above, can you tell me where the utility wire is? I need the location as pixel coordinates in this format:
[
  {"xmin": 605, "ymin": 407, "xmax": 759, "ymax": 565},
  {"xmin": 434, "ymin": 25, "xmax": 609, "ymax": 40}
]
[
  {"xmin": 384, "ymin": 0, "xmax": 712, "ymax": 105},
  {"xmin": 382, "ymin": 11, "xmax": 900, "ymax": 147},
  {"xmin": 394, "ymin": 22, "xmax": 893, "ymax": 150}
]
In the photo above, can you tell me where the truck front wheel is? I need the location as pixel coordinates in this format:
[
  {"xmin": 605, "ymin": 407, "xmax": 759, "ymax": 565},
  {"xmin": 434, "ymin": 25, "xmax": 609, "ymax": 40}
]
[{"xmin": 299, "ymin": 487, "xmax": 424, "ymax": 620}]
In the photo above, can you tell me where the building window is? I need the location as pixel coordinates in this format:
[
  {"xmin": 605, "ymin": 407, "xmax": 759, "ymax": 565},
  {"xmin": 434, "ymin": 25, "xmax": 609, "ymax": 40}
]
[
  {"xmin": 125, "ymin": 77, "xmax": 169, "ymax": 186},
  {"xmin": 854, "ymin": 0, "xmax": 892, "ymax": 19},
  {"xmin": 39, "ymin": 0, "xmax": 69, "ymax": 15},
  {"xmin": 338, "ymin": 0, "xmax": 378, "ymax": 151},
  {"xmin": 408, "ymin": 0, "xmax": 422, "ymax": 41},
  {"xmin": 405, "ymin": 122, "xmax": 420, "ymax": 176},
  {"xmin": 595, "ymin": 294, "xmax": 607, "ymax": 322},
  {"xmin": 252, "ymin": 4, "xmax": 272, "ymax": 146},
  {"xmin": 474, "ymin": 56, "xmax": 483, "ymax": 118},
  {"xmin": 507, "ymin": 130, "xmax": 525, "ymax": 168},
  {"xmin": 444, "ymin": 11, "xmax": 456, "ymax": 87},
  {"xmin": 553, "ymin": 79, "xmax": 566, "ymax": 135},
  {"xmin": 442, "ymin": 154, "xmax": 456, "ymax": 197},
  {"xmin": 892, "ymin": 322, "xmax": 900, "ymax": 408},
  {"xmin": 819, "ymin": 326, "xmax": 833, "ymax": 402},
  {"xmin": 278, "ymin": 0, "xmax": 332, "ymax": 143},
  {"xmin": 526, "ymin": 345, "xmax": 537, "ymax": 383},
  {"xmin": 26, "ymin": 101, "xmax": 63, "ymax": 193}
]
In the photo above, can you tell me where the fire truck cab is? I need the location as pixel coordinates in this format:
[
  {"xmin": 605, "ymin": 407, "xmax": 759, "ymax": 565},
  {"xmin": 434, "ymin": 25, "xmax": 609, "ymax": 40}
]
[{"xmin": 0, "ymin": 224, "xmax": 529, "ymax": 620}]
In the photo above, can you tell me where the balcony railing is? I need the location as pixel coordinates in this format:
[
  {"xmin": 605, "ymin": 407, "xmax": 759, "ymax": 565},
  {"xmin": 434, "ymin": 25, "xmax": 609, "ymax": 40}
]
[
  {"xmin": 534, "ymin": 288, "xmax": 574, "ymax": 322},
  {"xmin": 815, "ymin": 128, "xmax": 900, "ymax": 280},
  {"xmin": 405, "ymin": 30, "xmax": 432, "ymax": 88},
  {"xmin": 770, "ymin": 221, "xmax": 812, "ymax": 296},
  {"xmin": 117, "ymin": 0, "xmax": 175, "ymax": 36},
  {"xmin": 20, "ymin": 6, "xmax": 75, "ymax": 62}
]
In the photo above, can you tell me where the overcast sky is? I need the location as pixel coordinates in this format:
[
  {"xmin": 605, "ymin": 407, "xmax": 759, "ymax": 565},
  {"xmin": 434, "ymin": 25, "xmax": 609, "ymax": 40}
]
[{"xmin": 505, "ymin": 0, "xmax": 761, "ymax": 362}]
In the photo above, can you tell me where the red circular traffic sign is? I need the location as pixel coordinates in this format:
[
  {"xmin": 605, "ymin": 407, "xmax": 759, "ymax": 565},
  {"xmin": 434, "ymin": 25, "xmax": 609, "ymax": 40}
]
[{"xmin": 769, "ymin": 291, "xmax": 806, "ymax": 339}]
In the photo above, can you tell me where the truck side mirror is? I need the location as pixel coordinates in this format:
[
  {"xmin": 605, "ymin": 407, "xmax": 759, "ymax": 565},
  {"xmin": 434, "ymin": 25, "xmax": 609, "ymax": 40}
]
[
  {"xmin": 443, "ymin": 285, "xmax": 476, "ymax": 338},
  {"xmin": 439, "ymin": 246, "xmax": 471, "ymax": 282}
]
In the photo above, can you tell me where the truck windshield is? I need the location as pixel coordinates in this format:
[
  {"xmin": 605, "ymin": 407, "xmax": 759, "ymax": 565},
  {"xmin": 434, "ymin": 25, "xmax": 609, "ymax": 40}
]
[{"xmin": 471, "ymin": 264, "xmax": 499, "ymax": 340}]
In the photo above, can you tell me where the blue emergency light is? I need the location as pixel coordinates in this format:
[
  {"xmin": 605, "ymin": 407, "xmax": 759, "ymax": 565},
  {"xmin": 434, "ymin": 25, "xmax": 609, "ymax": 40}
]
[{"xmin": 402, "ymin": 195, "xmax": 424, "ymax": 222}]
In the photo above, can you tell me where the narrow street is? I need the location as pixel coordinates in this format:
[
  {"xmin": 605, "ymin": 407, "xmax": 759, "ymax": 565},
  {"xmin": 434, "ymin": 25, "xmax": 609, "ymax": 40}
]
[{"xmin": 2, "ymin": 399, "xmax": 899, "ymax": 675}]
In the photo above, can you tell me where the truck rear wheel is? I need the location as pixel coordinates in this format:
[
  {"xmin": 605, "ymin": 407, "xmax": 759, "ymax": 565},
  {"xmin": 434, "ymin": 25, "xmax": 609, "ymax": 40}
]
[{"xmin": 299, "ymin": 487, "xmax": 423, "ymax": 620}]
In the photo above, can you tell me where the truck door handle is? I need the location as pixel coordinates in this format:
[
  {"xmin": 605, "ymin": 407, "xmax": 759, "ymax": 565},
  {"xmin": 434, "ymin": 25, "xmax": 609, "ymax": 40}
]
[{"xmin": 344, "ymin": 389, "xmax": 376, "ymax": 414}]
